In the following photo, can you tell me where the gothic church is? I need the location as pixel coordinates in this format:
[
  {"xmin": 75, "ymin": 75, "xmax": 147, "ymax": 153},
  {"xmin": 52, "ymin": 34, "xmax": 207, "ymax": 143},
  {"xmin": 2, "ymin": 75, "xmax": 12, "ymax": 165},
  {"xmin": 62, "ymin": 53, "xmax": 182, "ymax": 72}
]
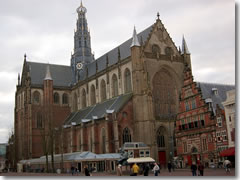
[{"xmin": 15, "ymin": 2, "xmax": 192, "ymax": 165}]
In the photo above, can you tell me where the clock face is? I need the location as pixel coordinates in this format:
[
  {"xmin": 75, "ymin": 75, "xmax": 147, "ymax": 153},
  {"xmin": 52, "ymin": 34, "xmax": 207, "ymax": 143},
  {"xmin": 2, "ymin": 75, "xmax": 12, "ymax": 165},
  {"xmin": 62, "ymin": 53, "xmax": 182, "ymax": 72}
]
[{"xmin": 76, "ymin": 63, "xmax": 83, "ymax": 70}]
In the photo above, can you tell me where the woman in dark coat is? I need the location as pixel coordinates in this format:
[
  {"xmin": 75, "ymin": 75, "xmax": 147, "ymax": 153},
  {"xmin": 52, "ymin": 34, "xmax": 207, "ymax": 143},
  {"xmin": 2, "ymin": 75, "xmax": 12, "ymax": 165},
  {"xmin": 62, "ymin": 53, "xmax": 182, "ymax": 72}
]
[{"xmin": 84, "ymin": 165, "xmax": 90, "ymax": 176}]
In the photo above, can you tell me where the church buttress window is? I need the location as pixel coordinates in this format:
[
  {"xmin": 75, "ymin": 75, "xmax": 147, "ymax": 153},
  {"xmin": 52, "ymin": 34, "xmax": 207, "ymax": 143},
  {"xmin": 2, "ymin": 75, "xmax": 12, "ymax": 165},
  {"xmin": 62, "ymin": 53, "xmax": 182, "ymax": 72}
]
[
  {"xmin": 112, "ymin": 74, "xmax": 118, "ymax": 97},
  {"xmin": 122, "ymin": 127, "xmax": 131, "ymax": 144},
  {"xmin": 53, "ymin": 92, "xmax": 59, "ymax": 104},
  {"xmin": 100, "ymin": 79, "xmax": 107, "ymax": 102},
  {"xmin": 82, "ymin": 89, "xmax": 87, "ymax": 108},
  {"xmin": 90, "ymin": 85, "xmax": 96, "ymax": 105},
  {"xmin": 33, "ymin": 91, "xmax": 40, "ymax": 104},
  {"xmin": 124, "ymin": 68, "xmax": 132, "ymax": 93},
  {"xmin": 62, "ymin": 93, "xmax": 68, "ymax": 105}
]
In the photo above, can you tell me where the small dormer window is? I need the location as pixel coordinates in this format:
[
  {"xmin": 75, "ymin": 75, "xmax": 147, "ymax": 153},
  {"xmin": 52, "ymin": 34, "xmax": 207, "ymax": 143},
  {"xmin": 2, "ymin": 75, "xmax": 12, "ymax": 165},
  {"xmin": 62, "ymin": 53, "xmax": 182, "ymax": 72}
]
[{"xmin": 212, "ymin": 88, "xmax": 218, "ymax": 95}]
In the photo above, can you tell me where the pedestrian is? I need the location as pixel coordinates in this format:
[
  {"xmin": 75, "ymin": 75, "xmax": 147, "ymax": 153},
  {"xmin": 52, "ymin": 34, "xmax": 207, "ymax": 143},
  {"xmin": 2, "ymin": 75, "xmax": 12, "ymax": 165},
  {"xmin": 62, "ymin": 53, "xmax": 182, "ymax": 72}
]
[
  {"xmin": 197, "ymin": 162, "xmax": 204, "ymax": 176},
  {"xmin": 143, "ymin": 163, "xmax": 150, "ymax": 176},
  {"xmin": 84, "ymin": 165, "xmax": 90, "ymax": 176},
  {"xmin": 132, "ymin": 163, "xmax": 139, "ymax": 176},
  {"xmin": 168, "ymin": 161, "xmax": 172, "ymax": 173},
  {"xmin": 191, "ymin": 162, "xmax": 197, "ymax": 176},
  {"xmin": 116, "ymin": 164, "xmax": 122, "ymax": 176},
  {"xmin": 71, "ymin": 166, "xmax": 75, "ymax": 176},
  {"xmin": 152, "ymin": 162, "xmax": 160, "ymax": 176}
]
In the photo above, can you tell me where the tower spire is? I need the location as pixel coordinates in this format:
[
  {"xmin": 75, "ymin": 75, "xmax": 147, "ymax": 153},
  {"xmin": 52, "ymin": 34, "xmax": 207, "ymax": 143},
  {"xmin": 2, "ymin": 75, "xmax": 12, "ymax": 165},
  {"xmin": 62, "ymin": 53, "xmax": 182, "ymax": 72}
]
[
  {"xmin": 181, "ymin": 35, "xmax": 190, "ymax": 54},
  {"xmin": 44, "ymin": 64, "xmax": 52, "ymax": 80},
  {"xmin": 131, "ymin": 26, "xmax": 140, "ymax": 47}
]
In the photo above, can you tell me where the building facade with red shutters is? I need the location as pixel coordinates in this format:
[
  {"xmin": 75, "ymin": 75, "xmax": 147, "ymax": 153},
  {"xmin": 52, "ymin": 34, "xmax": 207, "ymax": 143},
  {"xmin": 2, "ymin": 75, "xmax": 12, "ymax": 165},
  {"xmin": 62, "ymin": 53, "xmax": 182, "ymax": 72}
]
[{"xmin": 175, "ymin": 65, "xmax": 234, "ymax": 168}]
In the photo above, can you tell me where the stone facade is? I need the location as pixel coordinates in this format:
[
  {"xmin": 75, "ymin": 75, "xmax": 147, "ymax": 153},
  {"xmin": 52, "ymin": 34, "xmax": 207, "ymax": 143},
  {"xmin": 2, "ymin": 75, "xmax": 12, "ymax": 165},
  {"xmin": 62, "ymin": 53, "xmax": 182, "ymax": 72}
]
[{"xmin": 14, "ymin": 3, "xmax": 234, "ymax": 171}]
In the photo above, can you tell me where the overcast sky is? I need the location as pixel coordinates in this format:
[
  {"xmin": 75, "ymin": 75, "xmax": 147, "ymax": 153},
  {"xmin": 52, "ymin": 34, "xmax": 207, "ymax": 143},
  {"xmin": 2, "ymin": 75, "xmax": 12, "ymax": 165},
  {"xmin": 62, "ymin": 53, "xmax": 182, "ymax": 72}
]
[{"xmin": 0, "ymin": 0, "xmax": 236, "ymax": 144}]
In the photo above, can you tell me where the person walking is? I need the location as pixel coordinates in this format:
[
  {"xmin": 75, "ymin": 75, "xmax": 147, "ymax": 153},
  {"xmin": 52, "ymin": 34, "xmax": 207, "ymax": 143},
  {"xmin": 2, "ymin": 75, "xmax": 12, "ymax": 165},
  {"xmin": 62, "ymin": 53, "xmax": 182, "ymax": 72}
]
[
  {"xmin": 197, "ymin": 162, "xmax": 204, "ymax": 176},
  {"xmin": 84, "ymin": 165, "xmax": 90, "ymax": 176},
  {"xmin": 152, "ymin": 163, "xmax": 160, "ymax": 176},
  {"xmin": 116, "ymin": 164, "xmax": 122, "ymax": 176},
  {"xmin": 143, "ymin": 164, "xmax": 150, "ymax": 176},
  {"xmin": 168, "ymin": 161, "xmax": 172, "ymax": 173},
  {"xmin": 191, "ymin": 162, "xmax": 197, "ymax": 176},
  {"xmin": 71, "ymin": 166, "xmax": 75, "ymax": 176},
  {"xmin": 132, "ymin": 163, "xmax": 139, "ymax": 176}
]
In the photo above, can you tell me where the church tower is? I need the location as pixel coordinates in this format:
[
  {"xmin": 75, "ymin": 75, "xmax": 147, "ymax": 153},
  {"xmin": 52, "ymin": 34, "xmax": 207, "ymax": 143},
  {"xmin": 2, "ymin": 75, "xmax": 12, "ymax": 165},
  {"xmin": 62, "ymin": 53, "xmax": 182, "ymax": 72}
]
[{"xmin": 71, "ymin": 1, "xmax": 94, "ymax": 83}]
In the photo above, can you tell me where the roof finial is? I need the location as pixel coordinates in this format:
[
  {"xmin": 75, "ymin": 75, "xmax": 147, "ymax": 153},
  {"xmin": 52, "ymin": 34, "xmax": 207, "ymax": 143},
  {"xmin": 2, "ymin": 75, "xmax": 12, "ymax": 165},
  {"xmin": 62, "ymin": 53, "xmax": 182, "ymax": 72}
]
[
  {"xmin": 24, "ymin": 53, "xmax": 27, "ymax": 61},
  {"xmin": 18, "ymin": 73, "xmax": 20, "ymax": 85},
  {"xmin": 181, "ymin": 35, "xmax": 190, "ymax": 55},
  {"xmin": 157, "ymin": 12, "xmax": 160, "ymax": 20},
  {"xmin": 130, "ymin": 26, "xmax": 140, "ymax": 47},
  {"xmin": 44, "ymin": 64, "xmax": 52, "ymax": 80},
  {"xmin": 80, "ymin": 0, "xmax": 83, "ymax": 7}
]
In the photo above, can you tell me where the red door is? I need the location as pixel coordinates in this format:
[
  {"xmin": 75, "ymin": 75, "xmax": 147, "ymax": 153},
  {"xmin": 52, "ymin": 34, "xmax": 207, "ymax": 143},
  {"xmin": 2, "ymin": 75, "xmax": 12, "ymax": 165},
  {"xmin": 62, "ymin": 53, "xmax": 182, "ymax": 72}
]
[{"xmin": 158, "ymin": 151, "xmax": 166, "ymax": 168}]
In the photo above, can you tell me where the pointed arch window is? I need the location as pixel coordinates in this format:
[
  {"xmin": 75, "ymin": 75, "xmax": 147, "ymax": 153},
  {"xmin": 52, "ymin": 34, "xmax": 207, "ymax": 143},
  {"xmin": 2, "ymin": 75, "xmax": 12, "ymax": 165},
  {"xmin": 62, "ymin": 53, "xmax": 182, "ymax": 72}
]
[
  {"xmin": 102, "ymin": 128, "xmax": 106, "ymax": 153},
  {"xmin": 33, "ymin": 91, "xmax": 40, "ymax": 104},
  {"xmin": 90, "ymin": 85, "xmax": 96, "ymax": 105},
  {"xmin": 62, "ymin": 93, "xmax": 68, "ymax": 104},
  {"xmin": 73, "ymin": 92, "xmax": 78, "ymax": 111},
  {"xmin": 152, "ymin": 70, "xmax": 177, "ymax": 119},
  {"xmin": 82, "ymin": 89, "xmax": 87, "ymax": 108},
  {"xmin": 157, "ymin": 127, "xmax": 166, "ymax": 147},
  {"xmin": 53, "ymin": 92, "xmax": 59, "ymax": 104},
  {"xmin": 112, "ymin": 74, "xmax": 118, "ymax": 97},
  {"xmin": 101, "ymin": 79, "xmax": 107, "ymax": 102},
  {"xmin": 124, "ymin": 68, "xmax": 132, "ymax": 93},
  {"xmin": 122, "ymin": 127, "xmax": 131, "ymax": 144},
  {"xmin": 36, "ymin": 112, "xmax": 43, "ymax": 128}
]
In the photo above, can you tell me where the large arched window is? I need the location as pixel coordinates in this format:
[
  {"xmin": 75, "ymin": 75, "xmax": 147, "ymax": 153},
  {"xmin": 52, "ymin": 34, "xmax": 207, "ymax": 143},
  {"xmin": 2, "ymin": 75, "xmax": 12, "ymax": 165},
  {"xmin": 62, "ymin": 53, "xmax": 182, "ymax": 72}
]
[
  {"xmin": 157, "ymin": 126, "xmax": 166, "ymax": 147},
  {"xmin": 124, "ymin": 68, "xmax": 132, "ymax": 93},
  {"xmin": 122, "ymin": 127, "xmax": 131, "ymax": 144},
  {"xmin": 36, "ymin": 112, "xmax": 43, "ymax": 128},
  {"xmin": 112, "ymin": 74, "xmax": 118, "ymax": 97},
  {"xmin": 73, "ymin": 92, "xmax": 78, "ymax": 111},
  {"xmin": 33, "ymin": 91, "xmax": 40, "ymax": 104},
  {"xmin": 90, "ymin": 85, "xmax": 96, "ymax": 105},
  {"xmin": 82, "ymin": 89, "xmax": 87, "ymax": 108},
  {"xmin": 100, "ymin": 79, "xmax": 107, "ymax": 102},
  {"xmin": 152, "ymin": 70, "xmax": 177, "ymax": 119},
  {"xmin": 53, "ymin": 92, "xmax": 59, "ymax": 104},
  {"xmin": 102, "ymin": 128, "xmax": 106, "ymax": 153},
  {"xmin": 62, "ymin": 93, "xmax": 68, "ymax": 104}
]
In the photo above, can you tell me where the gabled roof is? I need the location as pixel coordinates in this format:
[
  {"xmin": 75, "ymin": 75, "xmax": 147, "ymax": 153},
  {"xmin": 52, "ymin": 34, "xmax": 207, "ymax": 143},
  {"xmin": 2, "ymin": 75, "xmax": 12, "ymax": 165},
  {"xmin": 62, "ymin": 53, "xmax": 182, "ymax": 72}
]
[
  {"xmin": 196, "ymin": 82, "xmax": 235, "ymax": 111},
  {"xmin": 64, "ymin": 93, "xmax": 132, "ymax": 125},
  {"xmin": 27, "ymin": 62, "xmax": 72, "ymax": 87}
]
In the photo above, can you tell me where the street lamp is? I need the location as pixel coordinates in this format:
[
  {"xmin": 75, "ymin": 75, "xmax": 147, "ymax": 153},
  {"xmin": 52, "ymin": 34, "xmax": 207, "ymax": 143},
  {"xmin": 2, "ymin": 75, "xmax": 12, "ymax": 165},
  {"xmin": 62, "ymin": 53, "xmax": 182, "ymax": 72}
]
[{"xmin": 168, "ymin": 92, "xmax": 174, "ymax": 163}]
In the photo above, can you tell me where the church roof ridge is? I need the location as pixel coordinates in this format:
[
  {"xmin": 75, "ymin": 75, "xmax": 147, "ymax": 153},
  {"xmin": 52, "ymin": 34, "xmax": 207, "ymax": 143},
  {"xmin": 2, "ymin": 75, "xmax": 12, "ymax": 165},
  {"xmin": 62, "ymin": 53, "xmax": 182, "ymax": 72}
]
[
  {"xmin": 27, "ymin": 61, "xmax": 70, "ymax": 68},
  {"xmin": 196, "ymin": 81, "xmax": 235, "ymax": 87}
]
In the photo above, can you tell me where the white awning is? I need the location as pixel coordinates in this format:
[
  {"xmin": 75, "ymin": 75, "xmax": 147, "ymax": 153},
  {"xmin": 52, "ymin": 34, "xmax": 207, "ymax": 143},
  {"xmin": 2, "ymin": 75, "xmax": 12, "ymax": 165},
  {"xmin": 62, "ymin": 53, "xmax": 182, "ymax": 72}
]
[{"xmin": 127, "ymin": 157, "xmax": 155, "ymax": 163}]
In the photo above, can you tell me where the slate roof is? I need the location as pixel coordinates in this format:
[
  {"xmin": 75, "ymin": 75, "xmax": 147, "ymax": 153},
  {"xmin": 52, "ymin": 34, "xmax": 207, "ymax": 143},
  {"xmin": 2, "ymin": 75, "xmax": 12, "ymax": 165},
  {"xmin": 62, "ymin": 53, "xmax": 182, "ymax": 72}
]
[
  {"xmin": 27, "ymin": 62, "xmax": 72, "ymax": 87},
  {"xmin": 77, "ymin": 25, "xmax": 153, "ymax": 82},
  {"xmin": 64, "ymin": 93, "xmax": 132, "ymax": 125},
  {"xmin": 196, "ymin": 82, "xmax": 235, "ymax": 112}
]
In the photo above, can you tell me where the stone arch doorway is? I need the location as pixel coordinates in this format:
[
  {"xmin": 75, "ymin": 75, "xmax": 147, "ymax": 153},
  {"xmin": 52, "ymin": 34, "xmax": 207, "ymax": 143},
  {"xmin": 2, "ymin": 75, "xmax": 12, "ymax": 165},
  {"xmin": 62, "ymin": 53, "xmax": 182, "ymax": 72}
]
[{"xmin": 157, "ymin": 126, "xmax": 167, "ymax": 168}]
